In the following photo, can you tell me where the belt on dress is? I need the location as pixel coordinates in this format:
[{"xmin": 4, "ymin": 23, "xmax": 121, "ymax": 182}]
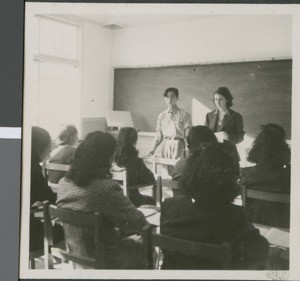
[{"xmin": 164, "ymin": 136, "xmax": 184, "ymax": 141}]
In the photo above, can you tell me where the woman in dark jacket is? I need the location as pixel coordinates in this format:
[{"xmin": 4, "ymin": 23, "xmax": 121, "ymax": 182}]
[
  {"xmin": 114, "ymin": 127, "xmax": 156, "ymax": 207},
  {"xmin": 205, "ymin": 87, "xmax": 244, "ymax": 162},
  {"xmin": 30, "ymin": 126, "xmax": 63, "ymax": 251},
  {"xmin": 241, "ymin": 123, "xmax": 290, "ymax": 228},
  {"xmin": 161, "ymin": 143, "xmax": 269, "ymax": 269}
]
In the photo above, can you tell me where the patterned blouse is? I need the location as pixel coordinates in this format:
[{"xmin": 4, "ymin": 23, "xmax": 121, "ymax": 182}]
[{"xmin": 56, "ymin": 177, "xmax": 147, "ymax": 258}]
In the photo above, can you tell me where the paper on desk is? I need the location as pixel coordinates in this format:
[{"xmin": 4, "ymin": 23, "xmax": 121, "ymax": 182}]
[
  {"xmin": 146, "ymin": 212, "xmax": 160, "ymax": 226},
  {"xmin": 264, "ymin": 228, "xmax": 289, "ymax": 248},
  {"xmin": 138, "ymin": 208, "xmax": 157, "ymax": 217}
]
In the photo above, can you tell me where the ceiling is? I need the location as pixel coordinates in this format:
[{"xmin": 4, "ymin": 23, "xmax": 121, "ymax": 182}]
[{"xmin": 60, "ymin": 14, "xmax": 222, "ymax": 30}]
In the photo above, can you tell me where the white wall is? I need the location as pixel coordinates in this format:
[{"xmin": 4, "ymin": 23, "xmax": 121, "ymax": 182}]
[
  {"xmin": 80, "ymin": 15, "xmax": 292, "ymax": 119},
  {"xmin": 81, "ymin": 22, "xmax": 113, "ymax": 118},
  {"xmin": 112, "ymin": 15, "xmax": 292, "ymax": 67}
]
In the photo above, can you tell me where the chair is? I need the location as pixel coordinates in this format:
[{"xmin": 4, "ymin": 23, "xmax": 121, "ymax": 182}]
[
  {"xmin": 42, "ymin": 201, "xmax": 105, "ymax": 269},
  {"xmin": 154, "ymin": 176, "xmax": 180, "ymax": 208},
  {"xmin": 154, "ymin": 176, "xmax": 163, "ymax": 208},
  {"xmin": 44, "ymin": 162, "xmax": 71, "ymax": 192},
  {"xmin": 241, "ymin": 185, "xmax": 290, "ymax": 208},
  {"xmin": 161, "ymin": 178, "xmax": 180, "ymax": 198},
  {"xmin": 29, "ymin": 249, "xmax": 44, "ymax": 269},
  {"xmin": 111, "ymin": 169, "xmax": 128, "ymax": 196},
  {"xmin": 152, "ymin": 157, "xmax": 178, "ymax": 175},
  {"xmin": 142, "ymin": 225, "xmax": 232, "ymax": 269},
  {"xmin": 29, "ymin": 206, "xmax": 44, "ymax": 269},
  {"xmin": 29, "ymin": 204, "xmax": 65, "ymax": 269}
]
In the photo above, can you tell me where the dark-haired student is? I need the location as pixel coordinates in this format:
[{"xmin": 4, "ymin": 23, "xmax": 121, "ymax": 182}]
[
  {"xmin": 205, "ymin": 87, "xmax": 244, "ymax": 163},
  {"xmin": 161, "ymin": 143, "xmax": 269, "ymax": 269},
  {"xmin": 48, "ymin": 124, "xmax": 78, "ymax": 183},
  {"xmin": 30, "ymin": 126, "xmax": 64, "ymax": 252},
  {"xmin": 172, "ymin": 125, "xmax": 217, "ymax": 181},
  {"xmin": 148, "ymin": 87, "xmax": 192, "ymax": 175},
  {"xmin": 241, "ymin": 124, "xmax": 290, "ymax": 228},
  {"xmin": 114, "ymin": 127, "xmax": 156, "ymax": 207},
  {"xmin": 57, "ymin": 131, "xmax": 148, "ymax": 269}
]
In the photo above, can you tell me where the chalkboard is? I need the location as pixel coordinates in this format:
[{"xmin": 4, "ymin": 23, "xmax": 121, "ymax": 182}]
[{"xmin": 114, "ymin": 60, "xmax": 292, "ymax": 139}]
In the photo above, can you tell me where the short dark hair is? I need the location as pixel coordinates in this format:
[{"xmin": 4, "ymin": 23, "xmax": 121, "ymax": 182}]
[
  {"xmin": 163, "ymin": 87, "xmax": 179, "ymax": 98},
  {"xmin": 247, "ymin": 123, "xmax": 290, "ymax": 169},
  {"xmin": 58, "ymin": 124, "xmax": 78, "ymax": 145},
  {"xmin": 66, "ymin": 131, "xmax": 116, "ymax": 186},
  {"xmin": 179, "ymin": 143, "xmax": 239, "ymax": 210},
  {"xmin": 115, "ymin": 127, "xmax": 139, "ymax": 167},
  {"xmin": 214, "ymin": 87, "xmax": 233, "ymax": 108},
  {"xmin": 186, "ymin": 126, "xmax": 217, "ymax": 154},
  {"xmin": 31, "ymin": 126, "xmax": 51, "ymax": 163}
]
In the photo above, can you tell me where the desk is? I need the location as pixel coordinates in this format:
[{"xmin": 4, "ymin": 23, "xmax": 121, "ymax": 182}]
[
  {"xmin": 254, "ymin": 224, "xmax": 289, "ymax": 247},
  {"xmin": 139, "ymin": 208, "xmax": 289, "ymax": 256},
  {"xmin": 254, "ymin": 223, "xmax": 289, "ymax": 260},
  {"xmin": 138, "ymin": 207, "xmax": 160, "ymax": 226}
]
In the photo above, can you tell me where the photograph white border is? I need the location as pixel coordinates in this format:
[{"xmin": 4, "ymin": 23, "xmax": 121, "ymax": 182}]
[{"xmin": 20, "ymin": 3, "xmax": 300, "ymax": 280}]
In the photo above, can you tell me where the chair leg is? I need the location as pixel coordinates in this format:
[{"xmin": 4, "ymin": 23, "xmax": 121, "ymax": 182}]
[{"xmin": 154, "ymin": 248, "xmax": 163, "ymax": 269}]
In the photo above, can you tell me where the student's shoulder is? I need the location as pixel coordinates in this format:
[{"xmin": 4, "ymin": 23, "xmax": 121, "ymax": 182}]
[
  {"xmin": 50, "ymin": 145, "xmax": 75, "ymax": 159},
  {"xmin": 92, "ymin": 177, "xmax": 120, "ymax": 190},
  {"xmin": 229, "ymin": 109, "xmax": 242, "ymax": 118},
  {"xmin": 162, "ymin": 196, "xmax": 192, "ymax": 211}
]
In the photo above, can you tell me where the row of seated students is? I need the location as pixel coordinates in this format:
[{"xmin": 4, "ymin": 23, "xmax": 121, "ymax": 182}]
[
  {"xmin": 172, "ymin": 124, "xmax": 290, "ymax": 229},
  {"xmin": 48, "ymin": 125, "xmax": 155, "ymax": 207},
  {"xmin": 30, "ymin": 122, "xmax": 290, "ymax": 269}
]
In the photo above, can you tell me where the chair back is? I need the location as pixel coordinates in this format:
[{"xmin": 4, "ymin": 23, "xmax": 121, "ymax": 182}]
[
  {"xmin": 45, "ymin": 162, "xmax": 71, "ymax": 172},
  {"xmin": 42, "ymin": 201, "xmax": 105, "ymax": 269},
  {"xmin": 111, "ymin": 169, "xmax": 128, "ymax": 196},
  {"xmin": 142, "ymin": 225, "xmax": 231, "ymax": 269},
  {"xmin": 29, "ymin": 205, "xmax": 45, "ymax": 269},
  {"xmin": 152, "ymin": 157, "xmax": 177, "ymax": 175},
  {"xmin": 154, "ymin": 176, "xmax": 163, "ymax": 208},
  {"xmin": 44, "ymin": 162, "xmax": 71, "ymax": 192},
  {"xmin": 241, "ymin": 185, "xmax": 290, "ymax": 208},
  {"xmin": 154, "ymin": 177, "xmax": 180, "ymax": 208}
]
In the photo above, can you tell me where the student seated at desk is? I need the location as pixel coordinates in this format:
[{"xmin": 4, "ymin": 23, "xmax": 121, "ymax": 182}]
[
  {"xmin": 30, "ymin": 126, "xmax": 64, "ymax": 252},
  {"xmin": 114, "ymin": 127, "xmax": 156, "ymax": 207},
  {"xmin": 172, "ymin": 126, "xmax": 217, "ymax": 181},
  {"xmin": 57, "ymin": 131, "xmax": 148, "ymax": 269},
  {"xmin": 48, "ymin": 124, "xmax": 78, "ymax": 184},
  {"xmin": 172, "ymin": 126, "xmax": 239, "ymax": 182},
  {"xmin": 241, "ymin": 124, "xmax": 290, "ymax": 228},
  {"xmin": 161, "ymin": 143, "xmax": 269, "ymax": 269}
]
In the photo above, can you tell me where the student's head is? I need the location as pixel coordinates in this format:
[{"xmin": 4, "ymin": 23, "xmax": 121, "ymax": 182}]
[
  {"xmin": 115, "ymin": 127, "xmax": 139, "ymax": 167},
  {"xmin": 186, "ymin": 126, "xmax": 217, "ymax": 154},
  {"xmin": 213, "ymin": 87, "xmax": 233, "ymax": 109},
  {"xmin": 58, "ymin": 124, "xmax": 78, "ymax": 145},
  {"xmin": 163, "ymin": 87, "xmax": 179, "ymax": 108},
  {"xmin": 31, "ymin": 126, "xmax": 52, "ymax": 163},
  {"xmin": 66, "ymin": 131, "xmax": 116, "ymax": 186},
  {"xmin": 247, "ymin": 123, "xmax": 290, "ymax": 169},
  {"xmin": 179, "ymin": 143, "xmax": 239, "ymax": 210}
]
